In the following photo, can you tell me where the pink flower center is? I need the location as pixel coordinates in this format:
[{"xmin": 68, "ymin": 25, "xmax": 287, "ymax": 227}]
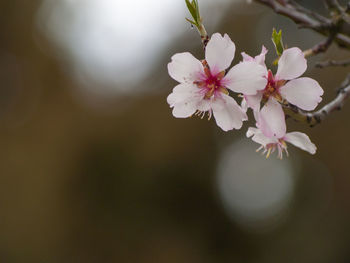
[
  {"xmin": 263, "ymin": 70, "xmax": 286, "ymax": 101},
  {"xmin": 194, "ymin": 60, "xmax": 228, "ymax": 99},
  {"xmin": 205, "ymin": 74, "xmax": 222, "ymax": 88}
]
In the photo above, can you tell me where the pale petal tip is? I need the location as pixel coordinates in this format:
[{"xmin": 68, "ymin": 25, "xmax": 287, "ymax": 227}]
[
  {"xmin": 276, "ymin": 47, "xmax": 307, "ymax": 80},
  {"xmin": 284, "ymin": 131, "xmax": 317, "ymax": 155},
  {"xmin": 205, "ymin": 32, "xmax": 236, "ymax": 74}
]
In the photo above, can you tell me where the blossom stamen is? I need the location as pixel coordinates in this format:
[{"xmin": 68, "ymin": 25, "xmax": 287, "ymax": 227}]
[
  {"xmin": 261, "ymin": 70, "xmax": 286, "ymax": 103},
  {"xmin": 195, "ymin": 60, "xmax": 229, "ymax": 100},
  {"xmin": 256, "ymin": 139, "xmax": 289, "ymax": 159},
  {"xmin": 266, "ymin": 147, "xmax": 272, "ymax": 158},
  {"xmin": 256, "ymin": 145, "xmax": 264, "ymax": 152}
]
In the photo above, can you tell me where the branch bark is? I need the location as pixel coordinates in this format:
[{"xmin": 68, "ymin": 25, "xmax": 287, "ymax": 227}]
[
  {"xmin": 254, "ymin": 0, "xmax": 350, "ymax": 49},
  {"xmin": 252, "ymin": 0, "xmax": 350, "ymax": 127},
  {"xmin": 283, "ymin": 74, "xmax": 350, "ymax": 126},
  {"xmin": 303, "ymin": 33, "xmax": 336, "ymax": 57},
  {"xmin": 316, "ymin": 59, "xmax": 350, "ymax": 68},
  {"xmin": 197, "ymin": 23, "xmax": 209, "ymax": 48},
  {"xmin": 324, "ymin": 0, "xmax": 344, "ymax": 14}
]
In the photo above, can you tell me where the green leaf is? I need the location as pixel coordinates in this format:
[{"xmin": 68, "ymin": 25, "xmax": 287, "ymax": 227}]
[
  {"xmin": 185, "ymin": 18, "xmax": 197, "ymax": 26},
  {"xmin": 193, "ymin": 0, "xmax": 200, "ymax": 22},
  {"xmin": 272, "ymin": 28, "xmax": 284, "ymax": 57},
  {"xmin": 185, "ymin": 0, "xmax": 198, "ymax": 24}
]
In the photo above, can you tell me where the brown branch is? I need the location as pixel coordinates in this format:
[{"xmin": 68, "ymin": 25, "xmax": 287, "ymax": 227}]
[
  {"xmin": 303, "ymin": 33, "xmax": 336, "ymax": 58},
  {"xmin": 253, "ymin": 0, "xmax": 350, "ymax": 49},
  {"xmin": 288, "ymin": 0, "xmax": 330, "ymax": 24},
  {"xmin": 254, "ymin": 0, "xmax": 324, "ymax": 29},
  {"xmin": 197, "ymin": 23, "xmax": 209, "ymax": 48},
  {"xmin": 188, "ymin": 20, "xmax": 208, "ymax": 48},
  {"xmin": 251, "ymin": 0, "xmax": 350, "ymax": 127},
  {"xmin": 324, "ymin": 0, "xmax": 344, "ymax": 15},
  {"xmin": 283, "ymin": 74, "xmax": 350, "ymax": 126},
  {"xmin": 316, "ymin": 59, "xmax": 350, "ymax": 68}
]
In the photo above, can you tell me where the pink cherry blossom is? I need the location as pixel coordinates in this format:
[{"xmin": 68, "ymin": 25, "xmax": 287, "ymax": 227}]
[
  {"xmin": 167, "ymin": 33, "xmax": 267, "ymax": 131},
  {"xmin": 241, "ymin": 45, "xmax": 268, "ymax": 68},
  {"xmin": 242, "ymin": 47, "xmax": 324, "ymax": 113},
  {"xmin": 247, "ymin": 98, "xmax": 316, "ymax": 159},
  {"xmin": 247, "ymin": 126, "xmax": 316, "ymax": 159}
]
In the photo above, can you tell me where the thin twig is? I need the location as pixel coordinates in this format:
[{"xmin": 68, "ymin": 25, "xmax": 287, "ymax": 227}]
[
  {"xmin": 283, "ymin": 74, "xmax": 350, "ymax": 126},
  {"xmin": 288, "ymin": 0, "xmax": 329, "ymax": 24},
  {"xmin": 303, "ymin": 33, "xmax": 336, "ymax": 58},
  {"xmin": 253, "ymin": 0, "xmax": 350, "ymax": 49},
  {"xmin": 316, "ymin": 59, "xmax": 350, "ymax": 68},
  {"xmin": 197, "ymin": 23, "xmax": 209, "ymax": 48},
  {"xmin": 324, "ymin": 0, "xmax": 344, "ymax": 15},
  {"xmin": 254, "ymin": 0, "xmax": 323, "ymax": 29},
  {"xmin": 251, "ymin": 0, "xmax": 350, "ymax": 126}
]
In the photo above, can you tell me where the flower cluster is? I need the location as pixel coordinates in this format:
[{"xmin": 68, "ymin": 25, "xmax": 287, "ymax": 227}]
[{"xmin": 167, "ymin": 33, "xmax": 323, "ymax": 158}]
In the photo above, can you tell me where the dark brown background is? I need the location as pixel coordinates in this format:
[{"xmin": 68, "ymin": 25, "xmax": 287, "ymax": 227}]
[{"xmin": 0, "ymin": 0, "xmax": 350, "ymax": 262}]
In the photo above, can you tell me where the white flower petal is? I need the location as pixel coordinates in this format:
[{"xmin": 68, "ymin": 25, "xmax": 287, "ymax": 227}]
[
  {"xmin": 246, "ymin": 127, "xmax": 277, "ymax": 146},
  {"xmin": 168, "ymin": 52, "xmax": 204, "ymax": 84},
  {"xmin": 257, "ymin": 98, "xmax": 286, "ymax": 138},
  {"xmin": 244, "ymin": 92, "xmax": 262, "ymax": 112},
  {"xmin": 280, "ymin": 77, "xmax": 323, "ymax": 111},
  {"xmin": 284, "ymin": 132, "xmax": 316, "ymax": 154},
  {"xmin": 276, "ymin": 47, "xmax": 307, "ymax": 80},
  {"xmin": 246, "ymin": 127, "xmax": 259, "ymax": 138},
  {"xmin": 167, "ymin": 83, "xmax": 202, "ymax": 118},
  {"xmin": 172, "ymin": 102, "xmax": 197, "ymax": 118},
  {"xmin": 254, "ymin": 45, "xmax": 268, "ymax": 67},
  {"xmin": 211, "ymin": 94, "xmax": 247, "ymax": 131},
  {"xmin": 205, "ymin": 33, "xmax": 236, "ymax": 75},
  {"xmin": 167, "ymin": 83, "xmax": 199, "ymax": 106},
  {"xmin": 241, "ymin": 97, "xmax": 248, "ymax": 112},
  {"xmin": 197, "ymin": 99, "xmax": 211, "ymax": 112},
  {"xmin": 241, "ymin": 46, "xmax": 267, "ymax": 67},
  {"xmin": 223, "ymin": 61, "xmax": 268, "ymax": 95},
  {"xmin": 241, "ymin": 52, "xmax": 253, "ymax": 62}
]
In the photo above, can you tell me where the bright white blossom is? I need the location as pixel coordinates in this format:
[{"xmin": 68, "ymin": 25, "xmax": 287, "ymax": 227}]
[
  {"xmin": 247, "ymin": 127, "xmax": 316, "ymax": 159},
  {"xmin": 241, "ymin": 47, "xmax": 323, "ymax": 157},
  {"xmin": 167, "ymin": 33, "xmax": 267, "ymax": 131},
  {"xmin": 167, "ymin": 32, "xmax": 320, "ymax": 158},
  {"xmin": 247, "ymin": 99, "xmax": 316, "ymax": 159},
  {"xmin": 242, "ymin": 47, "xmax": 324, "ymax": 114}
]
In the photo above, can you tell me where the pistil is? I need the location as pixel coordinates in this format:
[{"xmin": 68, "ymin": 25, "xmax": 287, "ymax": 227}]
[
  {"xmin": 194, "ymin": 60, "xmax": 228, "ymax": 100},
  {"xmin": 262, "ymin": 70, "xmax": 285, "ymax": 102}
]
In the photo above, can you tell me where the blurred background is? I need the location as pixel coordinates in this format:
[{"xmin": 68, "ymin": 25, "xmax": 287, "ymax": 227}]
[{"xmin": 1, "ymin": 0, "xmax": 350, "ymax": 262}]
